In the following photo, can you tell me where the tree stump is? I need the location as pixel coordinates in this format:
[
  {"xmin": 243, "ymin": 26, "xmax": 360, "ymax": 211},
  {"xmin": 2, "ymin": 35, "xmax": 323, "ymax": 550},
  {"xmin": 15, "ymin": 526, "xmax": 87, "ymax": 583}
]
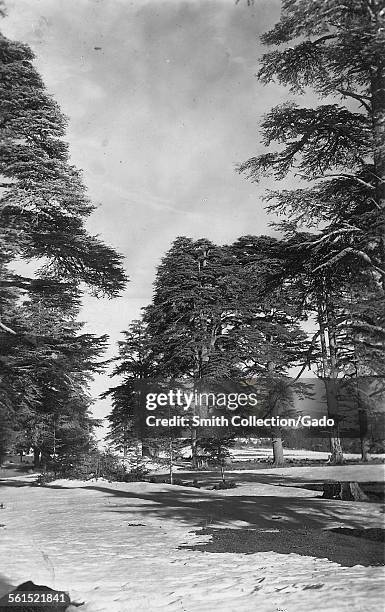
[
  {"xmin": 340, "ymin": 481, "xmax": 369, "ymax": 501},
  {"xmin": 322, "ymin": 481, "xmax": 369, "ymax": 501}
]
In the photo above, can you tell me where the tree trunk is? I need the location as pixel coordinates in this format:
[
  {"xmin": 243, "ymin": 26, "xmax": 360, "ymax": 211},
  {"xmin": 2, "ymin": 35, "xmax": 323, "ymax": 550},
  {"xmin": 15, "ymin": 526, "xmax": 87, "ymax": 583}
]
[
  {"xmin": 371, "ymin": 67, "xmax": 385, "ymax": 203},
  {"xmin": 317, "ymin": 294, "xmax": 344, "ymax": 465},
  {"xmin": 191, "ymin": 346, "xmax": 206, "ymax": 469},
  {"xmin": 190, "ymin": 427, "xmax": 198, "ymax": 468},
  {"xmin": 267, "ymin": 353, "xmax": 285, "ymax": 467},
  {"xmin": 141, "ymin": 440, "xmax": 152, "ymax": 457},
  {"xmin": 323, "ymin": 481, "xmax": 369, "ymax": 501},
  {"xmin": 169, "ymin": 438, "xmax": 174, "ymax": 485},
  {"xmin": 371, "ymin": 61, "xmax": 385, "ymax": 290},
  {"xmin": 360, "ymin": 437, "xmax": 370, "ymax": 462},
  {"xmin": 40, "ymin": 450, "xmax": 50, "ymax": 469},
  {"xmin": 272, "ymin": 429, "xmax": 284, "ymax": 466},
  {"xmin": 341, "ymin": 481, "xmax": 369, "ymax": 502},
  {"xmin": 329, "ymin": 432, "xmax": 344, "ymax": 464},
  {"xmin": 326, "ymin": 302, "xmax": 344, "ymax": 464},
  {"xmin": 325, "ymin": 378, "xmax": 344, "ymax": 464},
  {"xmin": 359, "ymin": 409, "xmax": 369, "ymax": 462},
  {"xmin": 33, "ymin": 447, "xmax": 41, "ymax": 467}
]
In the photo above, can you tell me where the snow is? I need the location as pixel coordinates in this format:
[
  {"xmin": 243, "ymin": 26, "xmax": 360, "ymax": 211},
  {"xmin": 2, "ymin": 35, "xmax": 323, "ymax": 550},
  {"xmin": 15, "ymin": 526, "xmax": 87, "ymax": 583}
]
[
  {"xmin": 0, "ymin": 466, "xmax": 384, "ymax": 611},
  {"xmin": 230, "ymin": 463, "xmax": 385, "ymax": 483},
  {"xmin": 230, "ymin": 447, "xmax": 385, "ymax": 461}
]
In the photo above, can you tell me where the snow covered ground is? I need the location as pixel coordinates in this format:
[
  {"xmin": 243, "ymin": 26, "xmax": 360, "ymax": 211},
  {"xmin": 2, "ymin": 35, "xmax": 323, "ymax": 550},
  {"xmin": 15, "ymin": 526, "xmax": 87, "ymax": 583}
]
[
  {"xmin": 0, "ymin": 466, "xmax": 384, "ymax": 612},
  {"xmin": 175, "ymin": 445, "xmax": 385, "ymax": 463},
  {"xmin": 229, "ymin": 447, "xmax": 385, "ymax": 461}
]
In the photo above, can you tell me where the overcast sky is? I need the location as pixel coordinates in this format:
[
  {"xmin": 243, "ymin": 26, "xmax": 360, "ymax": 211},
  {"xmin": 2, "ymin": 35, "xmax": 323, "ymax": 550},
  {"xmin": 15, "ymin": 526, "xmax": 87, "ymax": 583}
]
[{"xmin": 2, "ymin": 0, "xmax": 302, "ymax": 432}]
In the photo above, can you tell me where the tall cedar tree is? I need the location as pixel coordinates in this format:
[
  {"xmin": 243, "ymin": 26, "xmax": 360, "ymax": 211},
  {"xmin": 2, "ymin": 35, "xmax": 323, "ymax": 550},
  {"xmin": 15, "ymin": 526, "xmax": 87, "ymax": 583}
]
[
  {"xmin": 0, "ymin": 24, "xmax": 127, "ymax": 460},
  {"xmin": 239, "ymin": 0, "xmax": 385, "ymax": 463},
  {"xmin": 144, "ymin": 237, "xmax": 245, "ymax": 465}
]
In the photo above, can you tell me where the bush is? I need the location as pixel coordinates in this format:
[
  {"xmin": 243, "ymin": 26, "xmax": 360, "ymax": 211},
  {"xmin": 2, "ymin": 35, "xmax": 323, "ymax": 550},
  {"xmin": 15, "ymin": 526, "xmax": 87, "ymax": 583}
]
[
  {"xmin": 120, "ymin": 465, "xmax": 149, "ymax": 482},
  {"xmin": 35, "ymin": 472, "xmax": 57, "ymax": 486},
  {"xmin": 172, "ymin": 478, "xmax": 185, "ymax": 486},
  {"xmin": 47, "ymin": 452, "xmax": 97, "ymax": 480},
  {"xmin": 155, "ymin": 477, "xmax": 185, "ymax": 485},
  {"xmin": 45, "ymin": 451, "xmax": 149, "ymax": 482}
]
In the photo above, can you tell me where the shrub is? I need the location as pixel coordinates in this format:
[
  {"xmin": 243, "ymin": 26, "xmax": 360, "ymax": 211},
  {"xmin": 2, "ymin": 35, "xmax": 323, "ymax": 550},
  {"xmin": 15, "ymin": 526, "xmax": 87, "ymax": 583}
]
[
  {"xmin": 212, "ymin": 480, "xmax": 237, "ymax": 490},
  {"xmin": 156, "ymin": 477, "xmax": 185, "ymax": 485},
  {"xmin": 45, "ymin": 450, "xmax": 149, "ymax": 482},
  {"xmin": 121, "ymin": 465, "xmax": 150, "ymax": 482},
  {"xmin": 35, "ymin": 472, "xmax": 57, "ymax": 486}
]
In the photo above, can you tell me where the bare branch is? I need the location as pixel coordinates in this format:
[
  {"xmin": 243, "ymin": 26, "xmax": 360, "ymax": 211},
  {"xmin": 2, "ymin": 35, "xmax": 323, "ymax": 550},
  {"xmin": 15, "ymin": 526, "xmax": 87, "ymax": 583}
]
[
  {"xmin": 311, "ymin": 34, "xmax": 337, "ymax": 44},
  {"xmin": 296, "ymin": 227, "xmax": 361, "ymax": 248},
  {"xmin": 336, "ymin": 89, "xmax": 372, "ymax": 113},
  {"xmin": 291, "ymin": 331, "xmax": 321, "ymax": 382},
  {"xmin": 0, "ymin": 320, "xmax": 17, "ymax": 335},
  {"xmin": 309, "ymin": 173, "xmax": 376, "ymax": 190},
  {"xmin": 313, "ymin": 247, "xmax": 385, "ymax": 276}
]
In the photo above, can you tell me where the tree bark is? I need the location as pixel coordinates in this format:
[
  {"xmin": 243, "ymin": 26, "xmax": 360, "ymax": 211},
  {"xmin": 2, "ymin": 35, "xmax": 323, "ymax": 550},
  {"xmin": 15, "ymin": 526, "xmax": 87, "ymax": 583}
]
[
  {"xmin": 317, "ymin": 293, "xmax": 344, "ymax": 465},
  {"xmin": 272, "ymin": 429, "xmax": 284, "ymax": 466},
  {"xmin": 329, "ymin": 431, "xmax": 344, "ymax": 465},
  {"xmin": 267, "ymin": 350, "xmax": 285, "ymax": 467},
  {"xmin": 341, "ymin": 481, "xmax": 369, "ymax": 502},
  {"xmin": 324, "ymin": 376, "xmax": 344, "ymax": 464},
  {"xmin": 359, "ymin": 409, "xmax": 370, "ymax": 462},
  {"xmin": 326, "ymin": 298, "xmax": 344, "ymax": 465},
  {"xmin": 169, "ymin": 438, "xmax": 174, "ymax": 485},
  {"xmin": 371, "ymin": 54, "xmax": 385, "ymax": 290},
  {"xmin": 190, "ymin": 427, "xmax": 198, "ymax": 468},
  {"xmin": 372, "ymin": 67, "xmax": 385, "ymax": 205}
]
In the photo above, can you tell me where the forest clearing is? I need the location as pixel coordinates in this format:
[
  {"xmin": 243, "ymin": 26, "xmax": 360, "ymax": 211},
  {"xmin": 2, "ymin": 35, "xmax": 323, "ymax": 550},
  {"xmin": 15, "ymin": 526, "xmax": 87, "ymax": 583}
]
[{"xmin": 0, "ymin": 462, "xmax": 384, "ymax": 612}]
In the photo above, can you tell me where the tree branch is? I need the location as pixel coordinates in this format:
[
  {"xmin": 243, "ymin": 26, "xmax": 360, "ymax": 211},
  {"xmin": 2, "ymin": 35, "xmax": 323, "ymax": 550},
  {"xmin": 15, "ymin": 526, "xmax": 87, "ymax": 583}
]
[
  {"xmin": 296, "ymin": 227, "xmax": 361, "ymax": 248},
  {"xmin": 313, "ymin": 247, "xmax": 385, "ymax": 276},
  {"xmin": 309, "ymin": 173, "xmax": 376, "ymax": 190},
  {"xmin": 0, "ymin": 320, "xmax": 17, "ymax": 335},
  {"xmin": 291, "ymin": 331, "xmax": 321, "ymax": 382},
  {"xmin": 311, "ymin": 34, "xmax": 337, "ymax": 44},
  {"xmin": 336, "ymin": 89, "xmax": 372, "ymax": 113}
]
